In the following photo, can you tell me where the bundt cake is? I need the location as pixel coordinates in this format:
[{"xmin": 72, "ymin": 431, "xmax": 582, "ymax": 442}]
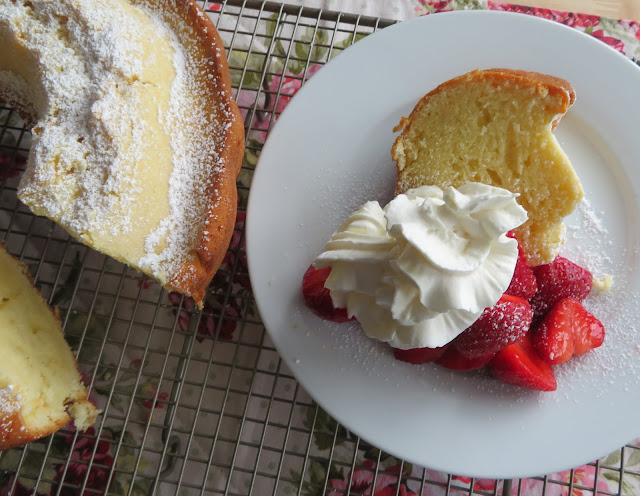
[
  {"xmin": 0, "ymin": 244, "xmax": 98, "ymax": 450},
  {"xmin": 0, "ymin": 0, "xmax": 245, "ymax": 305},
  {"xmin": 392, "ymin": 69, "xmax": 583, "ymax": 266}
]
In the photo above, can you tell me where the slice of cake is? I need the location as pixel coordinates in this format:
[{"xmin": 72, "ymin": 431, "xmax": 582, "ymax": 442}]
[
  {"xmin": 391, "ymin": 69, "xmax": 583, "ymax": 265},
  {"xmin": 0, "ymin": 245, "xmax": 98, "ymax": 450}
]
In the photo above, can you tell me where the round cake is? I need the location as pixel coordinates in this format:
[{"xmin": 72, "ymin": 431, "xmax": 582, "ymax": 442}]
[
  {"xmin": 0, "ymin": 0, "xmax": 245, "ymax": 305},
  {"xmin": 0, "ymin": 244, "xmax": 98, "ymax": 450}
]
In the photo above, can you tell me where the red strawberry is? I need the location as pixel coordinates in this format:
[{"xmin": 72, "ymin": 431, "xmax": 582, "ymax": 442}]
[
  {"xmin": 530, "ymin": 256, "xmax": 592, "ymax": 322},
  {"xmin": 505, "ymin": 242, "xmax": 538, "ymax": 299},
  {"xmin": 302, "ymin": 264, "xmax": 353, "ymax": 323},
  {"xmin": 393, "ymin": 345, "xmax": 449, "ymax": 364},
  {"xmin": 435, "ymin": 346, "xmax": 495, "ymax": 371},
  {"xmin": 532, "ymin": 298, "xmax": 605, "ymax": 365},
  {"xmin": 452, "ymin": 294, "xmax": 532, "ymax": 358},
  {"xmin": 489, "ymin": 332, "xmax": 557, "ymax": 391}
]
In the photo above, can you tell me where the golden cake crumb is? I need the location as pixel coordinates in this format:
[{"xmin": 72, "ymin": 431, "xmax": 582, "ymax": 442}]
[{"xmin": 392, "ymin": 69, "xmax": 583, "ymax": 266}]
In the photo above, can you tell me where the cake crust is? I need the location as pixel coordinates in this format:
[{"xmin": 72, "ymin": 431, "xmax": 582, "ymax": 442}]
[
  {"xmin": 0, "ymin": 390, "xmax": 79, "ymax": 451},
  {"xmin": 150, "ymin": 0, "xmax": 245, "ymax": 304},
  {"xmin": 0, "ymin": 245, "xmax": 98, "ymax": 451},
  {"xmin": 392, "ymin": 68, "xmax": 575, "ymax": 176}
]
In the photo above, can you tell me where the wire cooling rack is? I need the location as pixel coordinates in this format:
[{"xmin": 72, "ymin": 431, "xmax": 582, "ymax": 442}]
[{"xmin": 2, "ymin": 1, "xmax": 640, "ymax": 495}]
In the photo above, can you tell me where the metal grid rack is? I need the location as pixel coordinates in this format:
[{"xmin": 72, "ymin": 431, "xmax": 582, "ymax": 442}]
[{"xmin": 1, "ymin": 1, "xmax": 639, "ymax": 495}]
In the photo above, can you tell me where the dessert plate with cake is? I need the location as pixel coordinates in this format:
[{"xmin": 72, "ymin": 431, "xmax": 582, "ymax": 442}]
[{"xmin": 246, "ymin": 11, "xmax": 640, "ymax": 478}]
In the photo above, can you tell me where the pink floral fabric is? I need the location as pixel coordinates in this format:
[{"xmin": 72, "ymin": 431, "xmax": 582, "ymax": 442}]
[{"xmin": 414, "ymin": 0, "xmax": 640, "ymax": 58}]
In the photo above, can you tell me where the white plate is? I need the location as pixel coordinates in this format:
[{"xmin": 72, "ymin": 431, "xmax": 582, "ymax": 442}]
[{"xmin": 246, "ymin": 11, "xmax": 640, "ymax": 479}]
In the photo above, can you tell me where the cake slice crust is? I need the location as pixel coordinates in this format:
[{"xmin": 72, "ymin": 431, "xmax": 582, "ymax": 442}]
[
  {"xmin": 0, "ymin": 245, "xmax": 98, "ymax": 450},
  {"xmin": 392, "ymin": 69, "xmax": 583, "ymax": 265}
]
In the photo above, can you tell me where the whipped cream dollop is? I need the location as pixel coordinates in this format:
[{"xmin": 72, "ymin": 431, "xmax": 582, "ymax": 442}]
[{"xmin": 313, "ymin": 183, "xmax": 528, "ymax": 349}]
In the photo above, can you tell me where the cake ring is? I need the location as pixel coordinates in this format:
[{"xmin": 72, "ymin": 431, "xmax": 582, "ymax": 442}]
[{"xmin": 0, "ymin": 0, "xmax": 245, "ymax": 305}]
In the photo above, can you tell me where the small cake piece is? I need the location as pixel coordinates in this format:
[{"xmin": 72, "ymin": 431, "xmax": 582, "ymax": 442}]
[
  {"xmin": 0, "ymin": 0, "xmax": 245, "ymax": 305},
  {"xmin": 0, "ymin": 244, "xmax": 98, "ymax": 450},
  {"xmin": 392, "ymin": 69, "xmax": 583, "ymax": 265}
]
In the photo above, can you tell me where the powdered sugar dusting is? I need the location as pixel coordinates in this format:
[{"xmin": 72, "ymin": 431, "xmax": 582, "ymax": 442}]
[
  {"xmin": 301, "ymin": 193, "xmax": 640, "ymax": 404},
  {"xmin": 137, "ymin": 10, "xmax": 203, "ymax": 278},
  {"xmin": 554, "ymin": 198, "xmax": 640, "ymax": 397},
  {"xmin": 0, "ymin": 386, "xmax": 28, "ymax": 446},
  {"xmin": 122, "ymin": 0, "xmax": 235, "ymax": 283},
  {"xmin": 564, "ymin": 199, "xmax": 614, "ymax": 277},
  {"xmin": 0, "ymin": 0, "xmax": 236, "ymax": 287},
  {"xmin": 2, "ymin": 0, "xmax": 148, "ymax": 236}
]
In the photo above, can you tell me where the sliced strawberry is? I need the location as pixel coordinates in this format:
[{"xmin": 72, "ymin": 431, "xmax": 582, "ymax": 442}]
[
  {"xmin": 530, "ymin": 256, "xmax": 592, "ymax": 322},
  {"xmin": 393, "ymin": 345, "xmax": 449, "ymax": 364},
  {"xmin": 532, "ymin": 298, "xmax": 605, "ymax": 365},
  {"xmin": 505, "ymin": 243, "xmax": 538, "ymax": 300},
  {"xmin": 302, "ymin": 264, "xmax": 353, "ymax": 323},
  {"xmin": 489, "ymin": 332, "xmax": 557, "ymax": 391},
  {"xmin": 435, "ymin": 346, "xmax": 495, "ymax": 371},
  {"xmin": 452, "ymin": 294, "xmax": 532, "ymax": 358}
]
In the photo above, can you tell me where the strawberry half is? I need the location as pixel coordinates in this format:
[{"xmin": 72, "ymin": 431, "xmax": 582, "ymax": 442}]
[
  {"xmin": 532, "ymin": 298, "xmax": 605, "ymax": 365},
  {"xmin": 489, "ymin": 332, "xmax": 557, "ymax": 391},
  {"xmin": 530, "ymin": 256, "xmax": 593, "ymax": 322},
  {"xmin": 302, "ymin": 264, "xmax": 353, "ymax": 323},
  {"xmin": 435, "ymin": 346, "xmax": 495, "ymax": 371},
  {"xmin": 393, "ymin": 345, "xmax": 449, "ymax": 364},
  {"xmin": 452, "ymin": 294, "xmax": 533, "ymax": 358},
  {"xmin": 505, "ymin": 241, "xmax": 538, "ymax": 299}
]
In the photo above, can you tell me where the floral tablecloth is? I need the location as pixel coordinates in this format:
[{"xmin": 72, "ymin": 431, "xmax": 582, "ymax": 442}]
[
  {"xmin": 276, "ymin": 0, "xmax": 640, "ymax": 55},
  {"xmin": 1, "ymin": 1, "xmax": 640, "ymax": 495}
]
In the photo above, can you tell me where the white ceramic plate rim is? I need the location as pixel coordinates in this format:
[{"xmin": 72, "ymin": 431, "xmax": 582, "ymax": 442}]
[{"xmin": 247, "ymin": 10, "xmax": 640, "ymax": 479}]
